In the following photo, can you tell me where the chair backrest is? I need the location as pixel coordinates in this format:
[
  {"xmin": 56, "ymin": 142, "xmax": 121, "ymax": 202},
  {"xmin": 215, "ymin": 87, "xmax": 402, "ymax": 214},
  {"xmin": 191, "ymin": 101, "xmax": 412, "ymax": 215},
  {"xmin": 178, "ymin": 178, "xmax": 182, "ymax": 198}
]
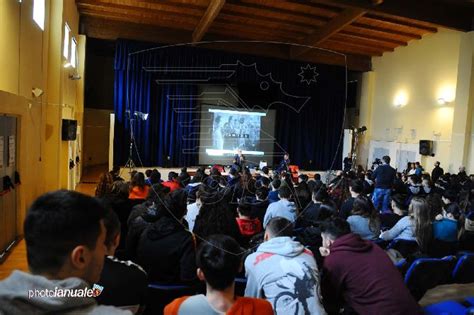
[
  {"xmin": 452, "ymin": 253, "xmax": 474, "ymax": 284},
  {"xmin": 404, "ymin": 256, "xmax": 457, "ymax": 301}
]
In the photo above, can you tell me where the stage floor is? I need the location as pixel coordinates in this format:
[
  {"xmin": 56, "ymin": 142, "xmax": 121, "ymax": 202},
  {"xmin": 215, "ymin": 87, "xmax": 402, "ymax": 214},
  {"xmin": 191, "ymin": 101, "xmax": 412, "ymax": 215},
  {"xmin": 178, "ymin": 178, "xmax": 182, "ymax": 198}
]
[{"xmin": 118, "ymin": 166, "xmax": 329, "ymax": 182}]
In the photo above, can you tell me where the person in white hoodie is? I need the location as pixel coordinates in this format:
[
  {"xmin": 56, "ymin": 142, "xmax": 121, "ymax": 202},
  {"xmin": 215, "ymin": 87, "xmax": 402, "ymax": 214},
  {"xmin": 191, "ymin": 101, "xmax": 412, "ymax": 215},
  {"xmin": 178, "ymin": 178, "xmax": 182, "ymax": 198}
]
[
  {"xmin": 263, "ymin": 186, "xmax": 297, "ymax": 228},
  {"xmin": 244, "ymin": 217, "xmax": 326, "ymax": 315},
  {"xmin": 0, "ymin": 190, "xmax": 131, "ymax": 315}
]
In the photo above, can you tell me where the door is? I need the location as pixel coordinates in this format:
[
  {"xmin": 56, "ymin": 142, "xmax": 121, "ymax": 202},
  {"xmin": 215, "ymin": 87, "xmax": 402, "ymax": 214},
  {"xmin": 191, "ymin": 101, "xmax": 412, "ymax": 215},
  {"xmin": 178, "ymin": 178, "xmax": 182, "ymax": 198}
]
[{"xmin": 0, "ymin": 115, "xmax": 18, "ymax": 260}]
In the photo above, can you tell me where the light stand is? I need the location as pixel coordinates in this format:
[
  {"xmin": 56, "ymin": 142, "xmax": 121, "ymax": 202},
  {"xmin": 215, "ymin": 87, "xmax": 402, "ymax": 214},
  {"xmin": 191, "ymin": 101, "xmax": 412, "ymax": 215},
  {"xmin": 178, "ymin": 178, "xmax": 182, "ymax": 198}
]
[{"xmin": 124, "ymin": 111, "xmax": 149, "ymax": 174}]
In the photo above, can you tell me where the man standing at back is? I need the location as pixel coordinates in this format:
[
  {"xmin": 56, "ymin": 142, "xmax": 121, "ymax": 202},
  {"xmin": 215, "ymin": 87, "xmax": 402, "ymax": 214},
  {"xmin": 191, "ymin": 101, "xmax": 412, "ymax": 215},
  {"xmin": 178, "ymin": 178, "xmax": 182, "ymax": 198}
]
[
  {"xmin": 431, "ymin": 161, "xmax": 444, "ymax": 183},
  {"xmin": 245, "ymin": 217, "xmax": 326, "ymax": 315},
  {"xmin": 0, "ymin": 190, "xmax": 131, "ymax": 315},
  {"xmin": 371, "ymin": 155, "xmax": 396, "ymax": 212},
  {"xmin": 319, "ymin": 218, "xmax": 421, "ymax": 315}
]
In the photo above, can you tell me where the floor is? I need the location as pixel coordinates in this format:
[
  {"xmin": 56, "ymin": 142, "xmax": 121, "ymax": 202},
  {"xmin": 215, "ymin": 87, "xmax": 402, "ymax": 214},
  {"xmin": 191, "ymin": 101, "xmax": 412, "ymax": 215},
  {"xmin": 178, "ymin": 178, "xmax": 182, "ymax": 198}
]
[{"xmin": 1, "ymin": 164, "xmax": 473, "ymax": 306}]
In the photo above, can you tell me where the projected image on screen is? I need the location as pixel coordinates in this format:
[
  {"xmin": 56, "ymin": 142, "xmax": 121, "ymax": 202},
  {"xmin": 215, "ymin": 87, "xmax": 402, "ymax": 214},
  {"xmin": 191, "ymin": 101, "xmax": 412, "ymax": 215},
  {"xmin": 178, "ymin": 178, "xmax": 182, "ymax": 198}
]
[{"xmin": 208, "ymin": 109, "xmax": 264, "ymax": 156}]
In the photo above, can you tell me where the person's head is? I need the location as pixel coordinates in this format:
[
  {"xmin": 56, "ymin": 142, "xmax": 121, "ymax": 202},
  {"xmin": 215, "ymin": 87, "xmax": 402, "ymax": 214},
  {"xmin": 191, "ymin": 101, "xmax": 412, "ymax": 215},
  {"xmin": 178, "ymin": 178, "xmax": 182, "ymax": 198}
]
[
  {"xmin": 181, "ymin": 167, "xmax": 188, "ymax": 174},
  {"xmin": 347, "ymin": 152, "xmax": 352, "ymax": 158},
  {"xmin": 435, "ymin": 161, "xmax": 440, "ymax": 167},
  {"xmin": 163, "ymin": 189, "xmax": 187, "ymax": 220},
  {"xmin": 284, "ymin": 153, "xmax": 289, "ymax": 160},
  {"xmin": 103, "ymin": 208, "xmax": 121, "ymax": 256},
  {"xmin": 237, "ymin": 149, "xmax": 242, "ymax": 155},
  {"xmin": 351, "ymin": 195, "xmax": 379, "ymax": 232},
  {"xmin": 271, "ymin": 179, "xmax": 281, "ymax": 191},
  {"xmin": 237, "ymin": 201, "xmax": 253, "ymax": 218},
  {"xmin": 422, "ymin": 178, "xmax": 432, "ymax": 188},
  {"xmin": 256, "ymin": 187, "xmax": 268, "ymax": 200},
  {"xmin": 131, "ymin": 172, "xmax": 146, "ymax": 189},
  {"xmin": 168, "ymin": 171, "xmax": 179, "ymax": 182},
  {"xmin": 314, "ymin": 173, "xmax": 321, "ymax": 181},
  {"xmin": 145, "ymin": 169, "xmax": 153, "ymax": 178},
  {"xmin": 111, "ymin": 165, "xmax": 121, "ymax": 175},
  {"xmin": 459, "ymin": 166, "xmax": 466, "ymax": 173},
  {"xmin": 95, "ymin": 172, "xmax": 114, "ymax": 197},
  {"xmin": 261, "ymin": 166, "xmax": 269, "ymax": 175},
  {"xmin": 149, "ymin": 169, "xmax": 161, "ymax": 185},
  {"xmin": 415, "ymin": 162, "xmax": 421, "ymax": 167},
  {"xmin": 298, "ymin": 174, "xmax": 308, "ymax": 183},
  {"xmin": 411, "ymin": 162, "xmax": 416, "ymax": 169},
  {"xmin": 382, "ymin": 156, "xmax": 390, "ymax": 165},
  {"xmin": 312, "ymin": 187, "xmax": 328, "ymax": 203},
  {"xmin": 196, "ymin": 235, "xmax": 242, "ymax": 291},
  {"xmin": 391, "ymin": 194, "xmax": 408, "ymax": 216},
  {"xmin": 349, "ymin": 179, "xmax": 363, "ymax": 197},
  {"xmin": 24, "ymin": 190, "xmax": 107, "ymax": 284},
  {"xmin": 264, "ymin": 217, "xmax": 293, "ymax": 241},
  {"xmin": 409, "ymin": 197, "xmax": 433, "ymax": 251},
  {"xmin": 278, "ymin": 185, "xmax": 292, "ymax": 199},
  {"xmin": 408, "ymin": 174, "xmax": 421, "ymax": 185},
  {"xmin": 442, "ymin": 190, "xmax": 457, "ymax": 205},
  {"xmin": 320, "ymin": 218, "xmax": 351, "ymax": 249},
  {"xmin": 111, "ymin": 180, "xmax": 130, "ymax": 199}
]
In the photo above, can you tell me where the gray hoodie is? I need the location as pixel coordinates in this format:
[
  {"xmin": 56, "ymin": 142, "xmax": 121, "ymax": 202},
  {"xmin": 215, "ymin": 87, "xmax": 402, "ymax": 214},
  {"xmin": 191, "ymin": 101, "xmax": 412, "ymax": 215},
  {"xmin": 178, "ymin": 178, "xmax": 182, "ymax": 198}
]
[
  {"xmin": 263, "ymin": 199, "xmax": 297, "ymax": 228},
  {"xmin": 0, "ymin": 270, "xmax": 132, "ymax": 315},
  {"xmin": 244, "ymin": 237, "xmax": 326, "ymax": 315}
]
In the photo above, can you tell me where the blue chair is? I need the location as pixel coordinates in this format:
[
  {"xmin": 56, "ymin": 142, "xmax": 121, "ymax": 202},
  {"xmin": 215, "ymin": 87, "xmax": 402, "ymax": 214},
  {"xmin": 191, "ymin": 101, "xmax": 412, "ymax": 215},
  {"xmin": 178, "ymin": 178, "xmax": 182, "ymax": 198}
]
[
  {"xmin": 145, "ymin": 283, "xmax": 200, "ymax": 315},
  {"xmin": 452, "ymin": 254, "xmax": 474, "ymax": 284},
  {"xmin": 404, "ymin": 256, "xmax": 457, "ymax": 301},
  {"xmin": 465, "ymin": 297, "xmax": 474, "ymax": 306},
  {"xmin": 424, "ymin": 301, "xmax": 468, "ymax": 315}
]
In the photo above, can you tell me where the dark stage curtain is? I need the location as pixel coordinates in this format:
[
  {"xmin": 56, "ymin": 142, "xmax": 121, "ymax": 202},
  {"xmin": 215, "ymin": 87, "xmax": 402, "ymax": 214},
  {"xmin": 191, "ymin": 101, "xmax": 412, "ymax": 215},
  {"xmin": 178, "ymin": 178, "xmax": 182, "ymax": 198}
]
[{"xmin": 114, "ymin": 40, "xmax": 346, "ymax": 169}]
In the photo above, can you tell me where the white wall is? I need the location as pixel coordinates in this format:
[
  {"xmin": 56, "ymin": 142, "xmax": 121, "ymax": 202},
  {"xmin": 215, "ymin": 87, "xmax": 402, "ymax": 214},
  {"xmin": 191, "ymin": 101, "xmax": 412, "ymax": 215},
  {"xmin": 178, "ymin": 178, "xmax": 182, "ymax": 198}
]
[{"xmin": 359, "ymin": 28, "xmax": 466, "ymax": 173}]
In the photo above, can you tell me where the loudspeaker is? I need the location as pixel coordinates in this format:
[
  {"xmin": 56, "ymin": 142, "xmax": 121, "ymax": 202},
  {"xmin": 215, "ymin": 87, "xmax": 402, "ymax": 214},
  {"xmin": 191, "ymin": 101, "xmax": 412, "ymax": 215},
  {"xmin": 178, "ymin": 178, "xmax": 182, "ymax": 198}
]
[
  {"xmin": 419, "ymin": 140, "xmax": 434, "ymax": 156},
  {"xmin": 62, "ymin": 119, "xmax": 77, "ymax": 141}
]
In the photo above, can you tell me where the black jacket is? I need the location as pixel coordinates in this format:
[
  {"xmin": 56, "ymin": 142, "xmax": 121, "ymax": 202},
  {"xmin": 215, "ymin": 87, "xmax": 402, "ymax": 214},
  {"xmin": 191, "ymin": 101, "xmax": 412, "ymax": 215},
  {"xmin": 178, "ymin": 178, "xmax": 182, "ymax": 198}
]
[
  {"xmin": 431, "ymin": 166, "xmax": 444, "ymax": 183},
  {"xmin": 136, "ymin": 216, "xmax": 196, "ymax": 283},
  {"xmin": 372, "ymin": 164, "xmax": 396, "ymax": 189}
]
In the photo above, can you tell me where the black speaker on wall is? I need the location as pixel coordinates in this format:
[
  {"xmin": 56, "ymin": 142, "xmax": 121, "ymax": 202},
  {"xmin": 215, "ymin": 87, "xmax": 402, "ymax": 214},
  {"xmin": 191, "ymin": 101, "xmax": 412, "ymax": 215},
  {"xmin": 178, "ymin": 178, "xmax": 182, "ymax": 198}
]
[
  {"xmin": 62, "ymin": 119, "xmax": 77, "ymax": 141},
  {"xmin": 419, "ymin": 140, "xmax": 434, "ymax": 156}
]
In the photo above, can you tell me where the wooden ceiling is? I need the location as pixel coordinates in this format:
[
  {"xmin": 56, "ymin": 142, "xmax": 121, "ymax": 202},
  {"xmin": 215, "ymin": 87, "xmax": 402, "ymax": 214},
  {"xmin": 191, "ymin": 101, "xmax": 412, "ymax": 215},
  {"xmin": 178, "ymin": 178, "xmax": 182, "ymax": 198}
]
[{"xmin": 77, "ymin": 0, "xmax": 474, "ymax": 71}]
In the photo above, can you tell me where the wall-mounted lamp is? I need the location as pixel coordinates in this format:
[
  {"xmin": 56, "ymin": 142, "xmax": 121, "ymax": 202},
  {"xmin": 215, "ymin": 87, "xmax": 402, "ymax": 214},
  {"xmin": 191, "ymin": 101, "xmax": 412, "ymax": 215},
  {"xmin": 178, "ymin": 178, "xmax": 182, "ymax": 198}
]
[
  {"xmin": 437, "ymin": 97, "xmax": 450, "ymax": 105},
  {"xmin": 394, "ymin": 91, "xmax": 408, "ymax": 108}
]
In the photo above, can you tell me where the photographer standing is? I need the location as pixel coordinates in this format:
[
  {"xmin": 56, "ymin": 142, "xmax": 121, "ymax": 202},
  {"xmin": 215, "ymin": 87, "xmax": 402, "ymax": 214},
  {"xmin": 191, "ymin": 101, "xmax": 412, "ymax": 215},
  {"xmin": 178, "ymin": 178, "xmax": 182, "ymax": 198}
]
[{"xmin": 371, "ymin": 156, "xmax": 396, "ymax": 213}]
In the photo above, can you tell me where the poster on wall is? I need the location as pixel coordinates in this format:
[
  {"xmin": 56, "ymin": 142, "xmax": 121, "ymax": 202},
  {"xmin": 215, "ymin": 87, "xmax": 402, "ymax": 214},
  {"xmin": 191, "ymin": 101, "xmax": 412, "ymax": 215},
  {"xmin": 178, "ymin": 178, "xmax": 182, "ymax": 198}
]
[
  {"xmin": 8, "ymin": 135, "xmax": 15, "ymax": 166},
  {"xmin": 0, "ymin": 136, "xmax": 3, "ymax": 168}
]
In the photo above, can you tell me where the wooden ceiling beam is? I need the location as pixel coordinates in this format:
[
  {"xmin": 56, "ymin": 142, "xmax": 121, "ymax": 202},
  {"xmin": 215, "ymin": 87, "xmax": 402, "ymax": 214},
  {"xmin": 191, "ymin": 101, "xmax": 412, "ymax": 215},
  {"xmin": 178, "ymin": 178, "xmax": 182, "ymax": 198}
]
[
  {"xmin": 290, "ymin": 7, "xmax": 366, "ymax": 59},
  {"xmin": 192, "ymin": 0, "xmax": 226, "ymax": 42},
  {"xmin": 80, "ymin": 16, "xmax": 372, "ymax": 71},
  {"xmin": 339, "ymin": 30, "xmax": 407, "ymax": 47},
  {"xmin": 310, "ymin": 0, "xmax": 473, "ymax": 31}
]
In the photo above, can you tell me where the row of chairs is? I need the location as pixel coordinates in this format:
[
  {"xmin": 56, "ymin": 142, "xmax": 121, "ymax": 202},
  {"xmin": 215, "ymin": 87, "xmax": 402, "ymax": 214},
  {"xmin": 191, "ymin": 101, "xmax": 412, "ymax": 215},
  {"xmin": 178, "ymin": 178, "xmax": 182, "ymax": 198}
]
[
  {"xmin": 425, "ymin": 297, "xmax": 474, "ymax": 315},
  {"xmin": 399, "ymin": 253, "xmax": 474, "ymax": 301}
]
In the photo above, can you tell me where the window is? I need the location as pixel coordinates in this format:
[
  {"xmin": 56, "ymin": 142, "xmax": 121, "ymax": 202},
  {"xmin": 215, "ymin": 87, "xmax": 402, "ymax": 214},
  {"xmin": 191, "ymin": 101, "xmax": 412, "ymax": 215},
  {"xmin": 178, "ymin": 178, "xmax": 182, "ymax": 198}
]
[
  {"xmin": 63, "ymin": 24, "xmax": 70, "ymax": 59},
  {"xmin": 70, "ymin": 38, "xmax": 77, "ymax": 68},
  {"xmin": 33, "ymin": 0, "xmax": 45, "ymax": 31}
]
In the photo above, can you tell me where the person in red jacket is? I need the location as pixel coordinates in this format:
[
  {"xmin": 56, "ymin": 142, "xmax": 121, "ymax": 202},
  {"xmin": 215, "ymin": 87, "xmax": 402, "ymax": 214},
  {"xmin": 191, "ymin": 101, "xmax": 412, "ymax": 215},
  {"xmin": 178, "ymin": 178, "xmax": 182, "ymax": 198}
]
[
  {"xmin": 162, "ymin": 171, "xmax": 181, "ymax": 192},
  {"xmin": 165, "ymin": 235, "xmax": 272, "ymax": 315},
  {"xmin": 236, "ymin": 201, "xmax": 262, "ymax": 238},
  {"xmin": 319, "ymin": 218, "xmax": 422, "ymax": 315}
]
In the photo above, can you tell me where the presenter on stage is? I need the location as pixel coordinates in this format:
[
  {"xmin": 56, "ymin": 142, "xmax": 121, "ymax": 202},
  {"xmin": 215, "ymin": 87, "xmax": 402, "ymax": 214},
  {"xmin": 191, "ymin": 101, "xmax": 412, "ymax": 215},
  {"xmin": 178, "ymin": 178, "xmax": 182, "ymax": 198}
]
[
  {"xmin": 276, "ymin": 153, "xmax": 290, "ymax": 173},
  {"xmin": 233, "ymin": 149, "xmax": 246, "ymax": 171}
]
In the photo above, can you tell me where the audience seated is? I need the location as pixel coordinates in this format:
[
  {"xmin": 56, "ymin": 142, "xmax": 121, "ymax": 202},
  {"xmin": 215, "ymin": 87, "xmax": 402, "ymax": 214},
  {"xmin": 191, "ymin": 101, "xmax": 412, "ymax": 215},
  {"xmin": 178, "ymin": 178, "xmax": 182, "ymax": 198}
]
[
  {"xmin": 185, "ymin": 189, "xmax": 202, "ymax": 232},
  {"xmin": 96, "ymin": 208, "xmax": 148, "ymax": 314},
  {"xmin": 263, "ymin": 186, "xmax": 297, "ymax": 228},
  {"xmin": 379, "ymin": 193, "xmax": 406, "ymax": 229},
  {"xmin": 165, "ymin": 235, "xmax": 273, "ymax": 315},
  {"xmin": 339, "ymin": 179, "xmax": 363, "ymax": 220},
  {"xmin": 95, "ymin": 171, "xmax": 114, "ymax": 197},
  {"xmin": 460, "ymin": 210, "xmax": 474, "ymax": 251},
  {"xmin": 0, "ymin": 190, "xmax": 131, "ymax": 314},
  {"xmin": 307, "ymin": 173, "xmax": 323, "ymax": 193},
  {"xmin": 110, "ymin": 165, "xmax": 125, "ymax": 182},
  {"xmin": 347, "ymin": 195, "xmax": 380, "ymax": 240},
  {"xmin": 319, "ymin": 218, "xmax": 422, "ymax": 314},
  {"xmin": 235, "ymin": 201, "xmax": 262, "ymax": 245},
  {"xmin": 380, "ymin": 195, "xmax": 415, "ymax": 242},
  {"xmin": 251, "ymin": 187, "xmax": 269, "ymax": 224},
  {"xmin": 129, "ymin": 172, "xmax": 150, "ymax": 200},
  {"xmin": 267, "ymin": 179, "xmax": 281, "ymax": 203},
  {"xmin": 125, "ymin": 183, "xmax": 170, "ymax": 260},
  {"xmin": 297, "ymin": 188, "xmax": 333, "ymax": 228},
  {"xmin": 433, "ymin": 190, "xmax": 461, "ymax": 243},
  {"xmin": 245, "ymin": 217, "xmax": 326, "ymax": 315},
  {"xmin": 162, "ymin": 171, "xmax": 181, "ymax": 192},
  {"xmin": 136, "ymin": 190, "xmax": 196, "ymax": 283}
]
